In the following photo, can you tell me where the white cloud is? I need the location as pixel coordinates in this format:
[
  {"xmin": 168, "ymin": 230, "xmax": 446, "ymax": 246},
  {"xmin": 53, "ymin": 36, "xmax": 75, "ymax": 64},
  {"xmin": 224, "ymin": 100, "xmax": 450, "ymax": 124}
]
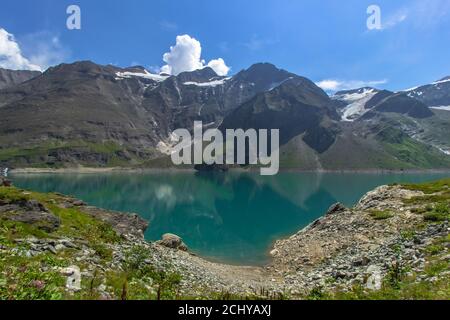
[
  {"xmin": 381, "ymin": 11, "xmax": 408, "ymax": 30},
  {"xmin": 0, "ymin": 28, "xmax": 41, "ymax": 71},
  {"xmin": 161, "ymin": 34, "xmax": 230, "ymax": 76},
  {"xmin": 0, "ymin": 28, "xmax": 69, "ymax": 72},
  {"xmin": 207, "ymin": 58, "xmax": 230, "ymax": 77},
  {"xmin": 316, "ymin": 79, "xmax": 388, "ymax": 92}
]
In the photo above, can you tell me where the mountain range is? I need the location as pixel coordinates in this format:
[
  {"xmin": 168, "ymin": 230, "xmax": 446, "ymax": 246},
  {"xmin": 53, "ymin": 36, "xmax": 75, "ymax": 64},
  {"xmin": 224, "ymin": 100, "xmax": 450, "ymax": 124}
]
[{"xmin": 0, "ymin": 61, "xmax": 449, "ymax": 170}]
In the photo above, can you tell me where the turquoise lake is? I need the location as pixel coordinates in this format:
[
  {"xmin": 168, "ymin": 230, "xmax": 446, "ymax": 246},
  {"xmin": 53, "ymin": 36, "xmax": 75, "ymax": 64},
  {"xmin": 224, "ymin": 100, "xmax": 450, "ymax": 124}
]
[{"xmin": 10, "ymin": 172, "xmax": 450, "ymax": 265}]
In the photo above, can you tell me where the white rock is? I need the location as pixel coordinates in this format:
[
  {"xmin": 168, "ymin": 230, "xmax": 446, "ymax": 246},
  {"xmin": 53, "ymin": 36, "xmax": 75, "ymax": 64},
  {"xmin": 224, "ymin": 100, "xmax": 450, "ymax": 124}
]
[
  {"xmin": 61, "ymin": 266, "xmax": 81, "ymax": 291},
  {"xmin": 366, "ymin": 265, "xmax": 382, "ymax": 290}
]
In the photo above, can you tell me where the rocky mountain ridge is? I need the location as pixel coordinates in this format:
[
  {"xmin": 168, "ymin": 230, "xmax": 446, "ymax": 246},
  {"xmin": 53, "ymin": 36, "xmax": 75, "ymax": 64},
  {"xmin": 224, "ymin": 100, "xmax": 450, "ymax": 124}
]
[
  {"xmin": 0, "ymin": 62, "xmax": 449, "ymax": 170},
  {"xmin": 0, "ymin": 68, "xmax": 41, "ymax": 90}
]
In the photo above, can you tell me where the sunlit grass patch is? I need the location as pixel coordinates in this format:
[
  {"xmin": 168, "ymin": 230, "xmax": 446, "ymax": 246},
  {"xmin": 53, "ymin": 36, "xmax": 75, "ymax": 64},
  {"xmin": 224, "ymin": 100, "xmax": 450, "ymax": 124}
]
[{"xmin": 369, "ymin": 210, "xmax": 394, "ymax": 220}]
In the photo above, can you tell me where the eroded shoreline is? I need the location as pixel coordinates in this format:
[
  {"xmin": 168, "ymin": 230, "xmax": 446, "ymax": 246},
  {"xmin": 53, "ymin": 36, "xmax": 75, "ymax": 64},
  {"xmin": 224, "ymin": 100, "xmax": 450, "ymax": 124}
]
[{"xmin": 10, "ymin": 167, "xmax": 450, "ymax": 175}]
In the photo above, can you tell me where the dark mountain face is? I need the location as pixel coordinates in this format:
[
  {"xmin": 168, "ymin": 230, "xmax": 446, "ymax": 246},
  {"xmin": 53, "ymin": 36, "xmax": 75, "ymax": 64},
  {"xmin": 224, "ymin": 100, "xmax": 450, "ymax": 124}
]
[
  {"xmin": 140, "ymin": 62, "xmax": 300, "ymax": 132},
  {"xmin": 0, "ymin": 61, "xmax": 300, "ymax": 167},
  {"xmin": 365, "ymin": 90, "xmax": 392, "ymax": 109},
  {"xmin": 0, "ymin": 68, "xmax": 41, "ymax": 90},
  {"xmin": 405, "ymin": 76, "xmax": 450, "ymax": 107},
  {"xmin": 220, "ymin": 78, "xmax": 340, "ymax": 153},
  {"xmin": 176, "ymin": 67, "xmax": 221, "ymax": 83},
  {"xmin": 364, "ymin": 93, "xmax": 434, "ymax": 119},
  {"xmin": 0, "ymin": 61, "xmax": 167, "ymax": 166},
  {"xmin": 232, "ymin": 63, "xmax": 297, "ymax": 92}
]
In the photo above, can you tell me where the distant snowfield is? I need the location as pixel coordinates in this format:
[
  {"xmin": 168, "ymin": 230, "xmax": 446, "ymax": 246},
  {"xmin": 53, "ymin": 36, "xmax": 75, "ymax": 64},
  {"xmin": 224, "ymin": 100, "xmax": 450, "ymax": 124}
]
[
  {"xmin": 116, "ymin": 70, "xmax": 169, "ymax": 82},
  {"xmin": 432, "ymin": 78, "xmax": 450, "ymax": 85},
  {"xmin": 430, "ymin": 106, "xmax": 450, "ymax": 111},
  {"xmin": 335, "ymin": 89, "xmax": 377, "ymax": 122},
  {"xmin": 438, "ymin": 147, "xmax": 450, "ymax": 155},
  {"xmin": 183, "ymin": 78, "xmax": 231, "ymax": 87}
]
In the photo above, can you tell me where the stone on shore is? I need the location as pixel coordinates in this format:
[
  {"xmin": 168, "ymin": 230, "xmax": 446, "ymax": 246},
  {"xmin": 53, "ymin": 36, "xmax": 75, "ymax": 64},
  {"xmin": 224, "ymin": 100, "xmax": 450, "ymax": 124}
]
[{"xmin": 157, "ymin": 233, "xmax": 188, "ymax": 251}]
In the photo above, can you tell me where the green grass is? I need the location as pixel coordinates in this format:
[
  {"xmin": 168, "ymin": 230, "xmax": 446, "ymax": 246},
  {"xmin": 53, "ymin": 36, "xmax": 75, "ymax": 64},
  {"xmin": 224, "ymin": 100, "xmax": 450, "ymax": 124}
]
[
  {"xmin": 0, "ymin": 186, "xmax": 185, "ymax": 300},
  {"xmin": 0, "ymin": 140, "xmax": 138, "ymax": 168},
  {"xmin": 402, "ymin": 179, "xmax": 450, "ymax": 223},
  {"xmin": 402, "ymin": 178, "xmax": 450, "ymax": 194},
  {"xmin": 369, "ymin": 210, "xmax": 394, "ymax": 220},
  {"xmin": 378, "ymin": 126, "xmax": 450, "ymax": 169},
  {"xmin": 0, "ymin": 187, "xmax": 30, "ymax": 203}
]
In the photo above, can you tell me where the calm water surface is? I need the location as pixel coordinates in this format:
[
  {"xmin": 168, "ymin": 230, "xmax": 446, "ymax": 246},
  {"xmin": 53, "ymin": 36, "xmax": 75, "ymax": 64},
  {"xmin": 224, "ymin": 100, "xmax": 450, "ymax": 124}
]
[{"xmin": 11, "ymin": 172, "xmax": 450, "ymax": 265}]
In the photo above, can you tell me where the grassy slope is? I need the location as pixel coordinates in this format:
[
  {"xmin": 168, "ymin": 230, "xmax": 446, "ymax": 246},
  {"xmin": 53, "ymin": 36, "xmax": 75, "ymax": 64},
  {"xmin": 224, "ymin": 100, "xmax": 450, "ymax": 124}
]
[
  {"xmin": 0, "ymin": 140, "xmax": 152, "ymax": 168},
  {"xmin": 0, "ymin": 187, "xmax": 181, "ymax": 300}
]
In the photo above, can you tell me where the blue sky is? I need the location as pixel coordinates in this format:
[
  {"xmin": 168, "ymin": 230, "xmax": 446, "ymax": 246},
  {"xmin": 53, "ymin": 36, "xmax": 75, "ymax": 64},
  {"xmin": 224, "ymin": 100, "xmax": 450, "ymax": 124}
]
[{"xmin": 0, "ymin": 0, "xmax": 449, "ymax": 91}]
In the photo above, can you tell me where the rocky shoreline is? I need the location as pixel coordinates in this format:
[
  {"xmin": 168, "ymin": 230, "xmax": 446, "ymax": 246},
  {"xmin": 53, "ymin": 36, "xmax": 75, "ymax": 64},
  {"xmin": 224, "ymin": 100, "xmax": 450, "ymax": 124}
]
[
  {"xmin": 0, "ymin": 177, "xmax": 449, "ymax": 299},
  {"xmin": 9, "ymin": 167, "xmax": 450, "ymax": 175}
]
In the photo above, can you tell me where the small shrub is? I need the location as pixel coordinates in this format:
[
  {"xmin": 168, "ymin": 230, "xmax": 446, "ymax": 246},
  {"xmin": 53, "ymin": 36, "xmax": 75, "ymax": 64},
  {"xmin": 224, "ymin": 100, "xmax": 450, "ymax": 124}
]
[
  {"xmin": 307, "ymin": 286, "xmax": 330, "ymax": 300},
  {"xmin": 91, "ymin": 243, "xmax": 113, "ymax": 261},
  {"xmin": 425, "ymin": 261, "xmax": 448, "ymax": 277},
  {"xmin": 425, "ymin": 244, "xmax": 444, "ymax": 256},
  {"xmin": 386, "ymin": 261, "xmax": 407, "ymax": 289},
  {"xmin": 424, "ymin": 212, "xmax": 448, "ymax": 222},
  {"xmin": 400, "ymin": 230, "xmax": 415, "ymax": 241}
]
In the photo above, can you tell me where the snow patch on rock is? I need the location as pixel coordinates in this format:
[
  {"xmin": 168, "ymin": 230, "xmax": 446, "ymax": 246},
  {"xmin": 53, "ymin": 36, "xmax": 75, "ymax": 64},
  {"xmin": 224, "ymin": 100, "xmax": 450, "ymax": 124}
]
[
  {"xmin": 334, "ymin": 88, "xmax": 377, "ymax": 122},
  {"xmin": 183, "ymin": 77, "xmax": 231, "ymax": 88},
  {"xmin": 430, "ymin": 105, "xmax": 450, "ymax": 111},
  {"xmin": 116, "ymin": 70, "xmax": 169, "ymax": 82}
]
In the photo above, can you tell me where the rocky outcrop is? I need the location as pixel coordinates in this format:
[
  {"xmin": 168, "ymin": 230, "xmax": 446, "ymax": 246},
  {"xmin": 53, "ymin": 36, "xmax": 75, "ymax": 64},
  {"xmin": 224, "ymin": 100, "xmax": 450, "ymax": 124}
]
[
  {"xmin": 0, "ymin": 199, "xmax": 60, "ymax": 232},
  {"xmin": 267, "ymin": 184, "xmax": 448, "ymax": 294},
  {"xmin": 81, "ymin": 206, "xmax": 148, "ymax": 238},
  {"xmin": 325, "ymin": 202, "xmax": 346, "ymax": 215}
]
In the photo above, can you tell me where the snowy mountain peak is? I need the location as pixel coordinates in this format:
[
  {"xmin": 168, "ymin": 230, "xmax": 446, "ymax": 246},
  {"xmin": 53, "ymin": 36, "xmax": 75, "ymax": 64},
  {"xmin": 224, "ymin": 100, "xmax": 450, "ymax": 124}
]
[{"xmin": 401, "ymin": 75, "xmax": 450, "ymax": 108}]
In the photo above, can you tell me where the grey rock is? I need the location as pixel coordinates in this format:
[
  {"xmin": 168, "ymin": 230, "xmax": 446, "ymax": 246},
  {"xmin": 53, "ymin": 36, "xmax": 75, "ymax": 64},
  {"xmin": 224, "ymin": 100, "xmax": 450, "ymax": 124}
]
[{"xmin": 326, "ymin": 203, "xmax": 347, "ymax": 216}]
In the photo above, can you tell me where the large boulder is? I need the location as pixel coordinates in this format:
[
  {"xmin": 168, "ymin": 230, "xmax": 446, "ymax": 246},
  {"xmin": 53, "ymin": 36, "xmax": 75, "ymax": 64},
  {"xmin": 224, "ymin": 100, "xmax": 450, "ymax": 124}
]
[{"xmin": 157, "ymin": 233, "xmax": 188, "ymax": 251}]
